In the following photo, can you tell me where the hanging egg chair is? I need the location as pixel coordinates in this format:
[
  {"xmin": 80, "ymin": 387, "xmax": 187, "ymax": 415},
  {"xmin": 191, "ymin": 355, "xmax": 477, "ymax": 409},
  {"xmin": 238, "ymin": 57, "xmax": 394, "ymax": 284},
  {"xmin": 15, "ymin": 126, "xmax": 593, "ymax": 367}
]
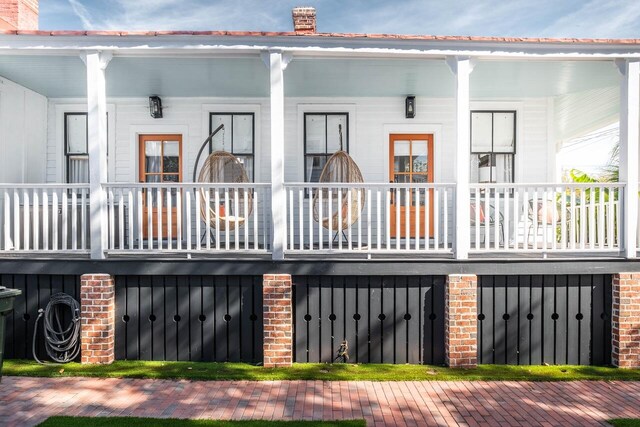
[
  {"xmin": 312, "ymin": 125, "xmax": 365, "ymax": 231},
  {"xmin": 193, "ymin": 124, "xmax": 253, "ymax": 232}
]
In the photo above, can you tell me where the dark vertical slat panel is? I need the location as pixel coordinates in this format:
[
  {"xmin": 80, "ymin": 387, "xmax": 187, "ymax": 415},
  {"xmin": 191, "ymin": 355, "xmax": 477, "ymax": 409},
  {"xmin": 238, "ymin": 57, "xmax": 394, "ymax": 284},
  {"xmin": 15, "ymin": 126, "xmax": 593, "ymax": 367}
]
[
  {"xmin": 480, "ymin": 276, "xmax": 494, "ymax": 364},
  {"xmin": 603, "ymin": 274, "xmax": 612, "ymax": 365},
  {"xmin": 34, "ymin": 275, "xmax": 49, "ymax": 360},
  {"xmin": 319, "ymin": 276, "xmax": 332, "ymax": 363},
  {"xmin": 227, "ymin": 276, "xmax": 241, "ymax": 361},
  {"xmin": 11, "ymin": 275, "xmax": 26, "ymax": 359},
  {"xmin": 579, "ymin": 275, "xmax": 592, "ymax": 366},
  {"xmin": 506, "ymin": 275, "xmax": 519, "ymax": 365},
  {"xmin": 555, "ymin": 275, "xmax": 568, "ymax": 364},
  {"xmin": 190, "ymin": 276, "xmax": 203, "ymax": 362},
  {"xmin": 201, "ymin": 276, "xmax": 215, "ymax": 362},
  {"xmin": 530, "ymin": 275, "xmax": 543, "ymax": 365},
  {"xmin": 381, "ymin": 276, "xmax": 395, "ymax": 363},
  {"xmin": 293, "ymin": 276, "xmax": 307, "ymax": 362},
  {"xmin": 566, "ymin": 275, "xmax": 580, "ymax": 365},
  {"xmin": 306, "ymin": 275, "xmax": 320, "ymax": 362},
  {"xmin": 332, "ymin": 277, "xmax": 345, "ymax": 362},
  {"xmin": 432, "ymin": 276, "xmax": 445, "ymax": 365},
  {"xmin": 493, "ymin": 276, "xmax": 506, "ymax": 364},
  {"xmin": 369, "ymin": 276, "xmax": 382, "ymax": 364},
  {"xmin": 214, "ymin": 276, "xmax": 227, "ymax": 362},
  {"xmin": 344, "ymin": 277, "xmax": 357, "ymax": 364},
  {"xmin": 138, "ymin": 275, "xmax": 152, "ymax": 361},
  {"xmin": 124, "ymin": 276, "xmax": 139, "ymax": 360},
  {"xmin": 176, "ymin": 277, "xmax": 191, "ymax": 361},
  {"xmin": 356, "ymin": 276, "xmax": 369, "ymax": 363},
  {"xmin": 590, "ymin": 273, "xmax": 605, "ymax": 366},
  {"xmin": 3, "ymin": 275, "xmax": 15, "ymax": 359},
  {"xmin": 395, "ymin": 276, "xmax": 408, "ymax": 364},
  {"xmin": 407, "ymin": 276, "xmax": 421, "ymax": 364},
  {"xmin": 542, "ymin": 275, "xmax": 555, "ymax": 365},
  {"xmin": 239, "ymin": 276, "xmax": 253, "ymax": 363},
  {"xmin": 421, "ymin": 276, "xmax": 432, "ymax": 365},
  {"xmin": 114, "ymin": 276, "xmax": 126, "ymax": 360},
  {"xmin": 518, "ymin": 275, "xmax": 531, "ymax": 365},
  {"xmin": 164, "ymin": 276, "xmax": 178, "ymax": 361},
  {"xmin": 254, "ymin": 275, "xmax": 264, "ymax": 363},
  {"xmin": 151, "ymin": 275, "xmax": 165, "ymax": 361}
]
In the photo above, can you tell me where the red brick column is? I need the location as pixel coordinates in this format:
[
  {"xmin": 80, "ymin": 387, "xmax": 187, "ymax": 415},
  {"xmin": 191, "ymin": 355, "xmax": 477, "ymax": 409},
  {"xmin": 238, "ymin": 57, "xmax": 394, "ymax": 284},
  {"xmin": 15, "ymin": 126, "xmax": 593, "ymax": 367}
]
[
  {"xmin": 445, "ymin": 274, "xmax": 478, "ymax": 368},
  {"xmin": 612, "ymin": 273, "xmax": 640, "ymax": 368},
  {"xmin": 80, "ymin": 274, "xmax": 115, "ymax": 365},
  {"xmin": 263, "ymin": 274, "xmax": 292, "ymax": 368}
]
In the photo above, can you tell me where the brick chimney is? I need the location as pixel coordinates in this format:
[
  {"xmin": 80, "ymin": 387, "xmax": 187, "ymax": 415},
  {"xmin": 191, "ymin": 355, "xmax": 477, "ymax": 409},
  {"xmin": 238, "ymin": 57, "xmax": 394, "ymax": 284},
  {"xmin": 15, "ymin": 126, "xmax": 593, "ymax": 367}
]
[
  {"xmin": 0, "ymin": 0, "xmax": 38, "ymax": 31},
  {"xmin": 292, "ymin": 7, "xmax": 316, "ymax": 34}
]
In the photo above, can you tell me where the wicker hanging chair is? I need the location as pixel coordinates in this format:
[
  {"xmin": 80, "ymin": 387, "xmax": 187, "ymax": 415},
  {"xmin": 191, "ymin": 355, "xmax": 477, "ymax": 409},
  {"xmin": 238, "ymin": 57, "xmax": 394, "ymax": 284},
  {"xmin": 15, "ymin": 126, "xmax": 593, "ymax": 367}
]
[
  {"xmin": 312, "ymin": 148, "xmax": 365, "ymax": 232},
  {"xmin": 193, "ymin": 124, "xmax": 253, "ymax": 232}
]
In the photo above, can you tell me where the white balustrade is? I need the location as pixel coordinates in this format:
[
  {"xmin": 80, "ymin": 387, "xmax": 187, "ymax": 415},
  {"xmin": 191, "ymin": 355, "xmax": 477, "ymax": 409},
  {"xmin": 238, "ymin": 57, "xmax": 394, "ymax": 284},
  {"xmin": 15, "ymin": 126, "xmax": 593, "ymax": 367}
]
[
  {"xmin": 0, "ymin": 184, "xmax": 90, "ymax": 252},
  {"xmin": 469, "ymin": 183, "xmax": 623, "ymax": 253},
  {"xmin": 103, "ymin": 183, "xmax": 271, "ymax": 253},
  {"xmin": 283, "ymin": 183, "xmax": 455, "ymax": 254}
]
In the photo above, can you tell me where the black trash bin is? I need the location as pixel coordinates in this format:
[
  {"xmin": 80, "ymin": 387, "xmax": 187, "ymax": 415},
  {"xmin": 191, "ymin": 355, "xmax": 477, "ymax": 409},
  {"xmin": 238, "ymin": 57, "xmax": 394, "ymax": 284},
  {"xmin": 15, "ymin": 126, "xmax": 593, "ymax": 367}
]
[{"xmin": 0, "ymin": 286, "xmax": 21, "ymax": 382}]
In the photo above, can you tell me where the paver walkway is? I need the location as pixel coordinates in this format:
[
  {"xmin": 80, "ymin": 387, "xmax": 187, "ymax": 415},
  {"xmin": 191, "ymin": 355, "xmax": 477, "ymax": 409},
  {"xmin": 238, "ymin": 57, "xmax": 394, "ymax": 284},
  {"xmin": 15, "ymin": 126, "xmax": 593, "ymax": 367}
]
[{"xmin": 1, "ymin": 376, "xmax": 639, "ymax": 426}]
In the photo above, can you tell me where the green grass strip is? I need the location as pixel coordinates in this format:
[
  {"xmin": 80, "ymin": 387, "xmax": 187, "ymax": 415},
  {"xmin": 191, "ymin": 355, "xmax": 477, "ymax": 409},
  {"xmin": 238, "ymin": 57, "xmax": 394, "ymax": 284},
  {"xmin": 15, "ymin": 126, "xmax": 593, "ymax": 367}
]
[
  {"xmin": 37, "ymin": 417, "xmax": 365, "ymax": 427},
  {"xmin": 608, "ymin": 420, "xmax": 640, "ymax": 427},
  {"xmin": 4, "ymin": 359, "xmax": 640, "ymax": 382}
]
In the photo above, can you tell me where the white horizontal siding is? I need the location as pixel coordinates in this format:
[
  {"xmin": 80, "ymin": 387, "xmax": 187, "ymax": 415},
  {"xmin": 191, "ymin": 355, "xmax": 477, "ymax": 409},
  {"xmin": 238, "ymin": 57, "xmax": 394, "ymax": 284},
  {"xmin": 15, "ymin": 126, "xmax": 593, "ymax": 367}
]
[{"xmin": 44, "ymin": 96, "xmax": 551, "ymax": 186}]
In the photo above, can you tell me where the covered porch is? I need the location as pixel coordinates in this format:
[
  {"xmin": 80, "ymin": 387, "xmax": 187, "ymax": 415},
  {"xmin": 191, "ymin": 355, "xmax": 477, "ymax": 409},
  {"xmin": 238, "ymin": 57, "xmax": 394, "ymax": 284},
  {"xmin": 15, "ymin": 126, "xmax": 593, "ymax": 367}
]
[{"xmin": 0, "ymin": 40, "xmax": 637, "ymax": 261}]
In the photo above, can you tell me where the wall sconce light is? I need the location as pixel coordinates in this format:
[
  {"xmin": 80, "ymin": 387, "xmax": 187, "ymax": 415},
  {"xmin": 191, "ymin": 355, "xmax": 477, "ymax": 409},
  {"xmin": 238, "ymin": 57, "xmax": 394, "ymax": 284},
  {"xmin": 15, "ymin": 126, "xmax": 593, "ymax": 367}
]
[
  {"xmin": 405, "ymin": 95, "xmax": 416, "ymax": 118},
  {"xmin": 149, "ymin": 96, "xmax": 163, "ymax": 119}
]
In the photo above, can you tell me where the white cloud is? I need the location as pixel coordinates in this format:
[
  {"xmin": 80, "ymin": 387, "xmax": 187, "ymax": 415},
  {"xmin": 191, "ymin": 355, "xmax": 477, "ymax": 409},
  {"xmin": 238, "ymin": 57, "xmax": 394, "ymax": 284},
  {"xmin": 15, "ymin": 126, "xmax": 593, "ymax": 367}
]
[{"xmin": 67, "ymin": 0, "xmax": 96, "ymax": 30}]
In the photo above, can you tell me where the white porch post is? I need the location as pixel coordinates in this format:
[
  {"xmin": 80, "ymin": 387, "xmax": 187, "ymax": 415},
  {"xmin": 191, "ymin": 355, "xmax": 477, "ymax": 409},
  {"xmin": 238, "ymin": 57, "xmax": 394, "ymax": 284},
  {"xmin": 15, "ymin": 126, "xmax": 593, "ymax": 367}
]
[
  {"xmin": 267, "ymin": 50, "xmax": 289, "ymax": 260},
  {"xmin": 447, "ymin": 56, "xmax": 474, "ymax": 260},
  {"xmin": 618, "ymin": 59, "xmax": 640, "ymax": 258},
  {"xmin": 84, "ymin": 51, "xmax": 112, "ymax": 260}
]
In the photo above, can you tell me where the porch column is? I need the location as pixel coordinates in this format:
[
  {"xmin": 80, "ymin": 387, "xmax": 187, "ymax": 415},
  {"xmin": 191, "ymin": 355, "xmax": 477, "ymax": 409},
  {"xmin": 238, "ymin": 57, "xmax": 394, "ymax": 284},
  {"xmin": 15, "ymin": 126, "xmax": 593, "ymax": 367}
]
[
  {"xmin": 84, "ymin": 51, "xmax": 112, "ymax": 260},
  {"xmin": 617, "ymin": 59, "xmax": 640, "ymax": 258},
  {"xmin": 267, "ymin": 51, "xmax": 289, "ymax": 260},
  {"xmin": 447, "ymin": 56, "xmax": 475, "ymax": 260}
]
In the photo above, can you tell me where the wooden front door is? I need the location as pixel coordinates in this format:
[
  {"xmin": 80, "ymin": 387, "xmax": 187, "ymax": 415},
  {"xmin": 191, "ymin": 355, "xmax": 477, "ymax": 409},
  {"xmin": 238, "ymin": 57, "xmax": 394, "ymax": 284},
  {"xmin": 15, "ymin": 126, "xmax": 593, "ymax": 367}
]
[
  {"xmin": 139, "ymin": 134, "xmax": 182, "ymax": 239},
  {"xmin": 389, "ymin": 134, "xmax": 434, "ymax": 238}
]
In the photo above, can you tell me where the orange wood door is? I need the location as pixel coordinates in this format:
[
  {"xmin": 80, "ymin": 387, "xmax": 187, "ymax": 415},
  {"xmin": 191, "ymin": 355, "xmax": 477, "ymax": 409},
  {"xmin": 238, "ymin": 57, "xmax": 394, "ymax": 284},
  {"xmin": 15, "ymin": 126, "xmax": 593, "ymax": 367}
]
[
  {"xmin": 139, "ymin": 134, "xmax": 182, "ymax": 240},
  {"xmin": 389, "ymin": 134, "xmax": 434, "ymax": 238}
]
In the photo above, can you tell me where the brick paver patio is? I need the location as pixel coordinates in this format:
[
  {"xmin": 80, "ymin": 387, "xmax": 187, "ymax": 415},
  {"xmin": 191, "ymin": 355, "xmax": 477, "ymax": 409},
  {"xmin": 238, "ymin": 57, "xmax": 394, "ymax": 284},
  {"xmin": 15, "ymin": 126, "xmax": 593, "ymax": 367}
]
[{"xmin": 1, "ymin": 376, "xmax": 640, "ymax": 426}]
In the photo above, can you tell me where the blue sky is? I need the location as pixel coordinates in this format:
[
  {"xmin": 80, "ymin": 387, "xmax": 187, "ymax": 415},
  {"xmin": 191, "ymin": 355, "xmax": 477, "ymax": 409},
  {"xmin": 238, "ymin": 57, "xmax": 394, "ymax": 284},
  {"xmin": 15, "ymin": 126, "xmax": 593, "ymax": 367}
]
[{"xmin": 41, "ymin": 0, "xmax": 640, "ymax": 37}]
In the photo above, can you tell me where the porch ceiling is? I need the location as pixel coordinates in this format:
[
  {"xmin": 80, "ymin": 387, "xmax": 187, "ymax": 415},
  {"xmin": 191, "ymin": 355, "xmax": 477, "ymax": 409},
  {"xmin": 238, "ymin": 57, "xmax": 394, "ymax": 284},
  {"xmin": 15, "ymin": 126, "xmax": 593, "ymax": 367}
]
[{"xmin": 0, "ymin": 54, "xmax": 621, "ymax": 99}]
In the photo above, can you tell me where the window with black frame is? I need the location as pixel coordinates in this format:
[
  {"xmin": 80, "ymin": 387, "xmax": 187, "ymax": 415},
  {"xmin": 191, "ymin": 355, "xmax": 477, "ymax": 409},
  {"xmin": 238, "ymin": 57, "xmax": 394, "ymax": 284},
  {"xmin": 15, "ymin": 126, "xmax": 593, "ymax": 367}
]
[
  {"xmin": 470, "ymin": 111, "xmax": 516, "ymax": 183},
  {"xmin": 64, "ymin": 113, "xmax": 89, "ymax": 184},
  {"xmin": 304, "ymin": 112, "xmax": 349, "ymax": 182},
  {"xmin": 209, "ymin": 113, "xmax": 255, "ymax": 181}
]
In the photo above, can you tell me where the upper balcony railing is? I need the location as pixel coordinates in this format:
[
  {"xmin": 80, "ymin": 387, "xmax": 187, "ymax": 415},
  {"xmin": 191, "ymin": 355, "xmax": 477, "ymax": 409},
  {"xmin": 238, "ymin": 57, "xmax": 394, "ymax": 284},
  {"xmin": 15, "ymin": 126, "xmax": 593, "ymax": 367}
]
[
  {"xmin": 103, "ymin": 183, "xmax": 271, "ymax": 254},
  {"xmin": 469, "ymin": 183, "xmax": 623, "ymax": 253},
  {"xmin": 0, "ymin": 184, "xmax": 91, "ymax": 253},
  {"xmin": 0, "ymin": 181, "xmax": 632, "ymax": 259},
  {"xmin": 283, "ymin": 182, "xmax": 455, "ymax": 256}
]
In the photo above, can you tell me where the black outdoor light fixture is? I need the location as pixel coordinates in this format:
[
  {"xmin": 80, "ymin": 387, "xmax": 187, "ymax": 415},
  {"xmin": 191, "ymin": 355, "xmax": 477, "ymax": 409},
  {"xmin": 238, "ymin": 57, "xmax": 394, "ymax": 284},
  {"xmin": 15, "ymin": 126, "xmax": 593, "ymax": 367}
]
[
  {"xmin": 149, "ymin": 95, "xmax": 163, "ymax": 119},
  {"xmin": 405, "ymin": 95, "xmax": 416, "ymax": 118}
]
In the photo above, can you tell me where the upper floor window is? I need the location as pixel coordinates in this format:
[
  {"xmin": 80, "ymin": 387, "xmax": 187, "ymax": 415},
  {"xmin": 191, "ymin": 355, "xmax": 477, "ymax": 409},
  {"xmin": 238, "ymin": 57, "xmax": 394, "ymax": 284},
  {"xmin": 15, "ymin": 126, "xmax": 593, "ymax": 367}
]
[
  {"xmin": 65, "ymin": 113, "xmax": 88, "ymax": 184},
  {"xmin": 304, "ymin": 112, "xmax": 349, "ymax": 182},
  {"xmin": 209, "ymin": 113, "xmax": 255, "ymax": 181},
  {"xmin": 470, "ymin": 111, "xmax": 516, "ymax": 183}
]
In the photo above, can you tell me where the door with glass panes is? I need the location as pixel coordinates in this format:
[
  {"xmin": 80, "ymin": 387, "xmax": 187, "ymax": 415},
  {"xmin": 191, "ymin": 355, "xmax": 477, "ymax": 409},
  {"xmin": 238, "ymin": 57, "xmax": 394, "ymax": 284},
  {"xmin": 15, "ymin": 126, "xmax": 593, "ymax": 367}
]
[
  {"xmin": 139, "ymin": 135, "xmax": 182, "ymax": 239},
  {"xmin": 389, "ymin": 134, "xmax": 434, "ymax": 238}
]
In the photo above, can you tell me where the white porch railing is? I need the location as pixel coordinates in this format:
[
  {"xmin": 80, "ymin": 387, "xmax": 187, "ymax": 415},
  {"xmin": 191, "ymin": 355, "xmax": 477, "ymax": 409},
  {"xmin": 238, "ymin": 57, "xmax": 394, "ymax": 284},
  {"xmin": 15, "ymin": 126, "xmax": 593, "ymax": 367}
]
[
  {"xmin": 284, "ymin": 183, "xmax": 455, "ymax": 254},
  {"xmin": 103, "ymin": 183, "xmax": 271, "ymax": 253},
  {"xmin": 0, "ymin": 184, "xmax": 91, "ymax": 253},
  {"xmin": 469, "ymin": 183, "xmax": 623, "ymax": 253}
]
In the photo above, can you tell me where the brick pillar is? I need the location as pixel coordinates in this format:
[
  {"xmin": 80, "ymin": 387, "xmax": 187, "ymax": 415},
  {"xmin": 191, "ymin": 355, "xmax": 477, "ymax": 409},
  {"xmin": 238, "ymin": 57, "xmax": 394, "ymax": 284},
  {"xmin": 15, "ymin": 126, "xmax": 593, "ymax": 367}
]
[
  {"xmin": 80, "ymin": 274, "xmax": 115, "ymax": 365},
  {"xmin": 263, "ymin": 274, "xmax": 293, "ymax": 368},
  {"xmin": 612, "ymin": 273, "xmax": 640, "ymax": 368},
  {"xmin": 445, "ymin": 274, "xmax": 478, "ymax": 368}
]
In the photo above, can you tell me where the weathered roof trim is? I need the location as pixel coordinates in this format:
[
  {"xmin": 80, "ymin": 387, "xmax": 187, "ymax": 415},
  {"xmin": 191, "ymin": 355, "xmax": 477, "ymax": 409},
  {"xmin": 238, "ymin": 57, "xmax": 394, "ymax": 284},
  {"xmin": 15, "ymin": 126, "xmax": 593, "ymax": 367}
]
[{"xmin": 1, "ymin": 30, "xmax": 639, "ymax": 45}]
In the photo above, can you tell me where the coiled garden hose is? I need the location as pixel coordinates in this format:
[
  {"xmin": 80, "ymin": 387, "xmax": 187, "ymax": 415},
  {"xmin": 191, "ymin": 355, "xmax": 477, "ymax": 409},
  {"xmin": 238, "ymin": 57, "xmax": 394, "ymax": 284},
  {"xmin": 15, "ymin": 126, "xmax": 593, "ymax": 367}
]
[{"xmin": 32, "ymin": 292, "xmax": 81, "ymax": 364}]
